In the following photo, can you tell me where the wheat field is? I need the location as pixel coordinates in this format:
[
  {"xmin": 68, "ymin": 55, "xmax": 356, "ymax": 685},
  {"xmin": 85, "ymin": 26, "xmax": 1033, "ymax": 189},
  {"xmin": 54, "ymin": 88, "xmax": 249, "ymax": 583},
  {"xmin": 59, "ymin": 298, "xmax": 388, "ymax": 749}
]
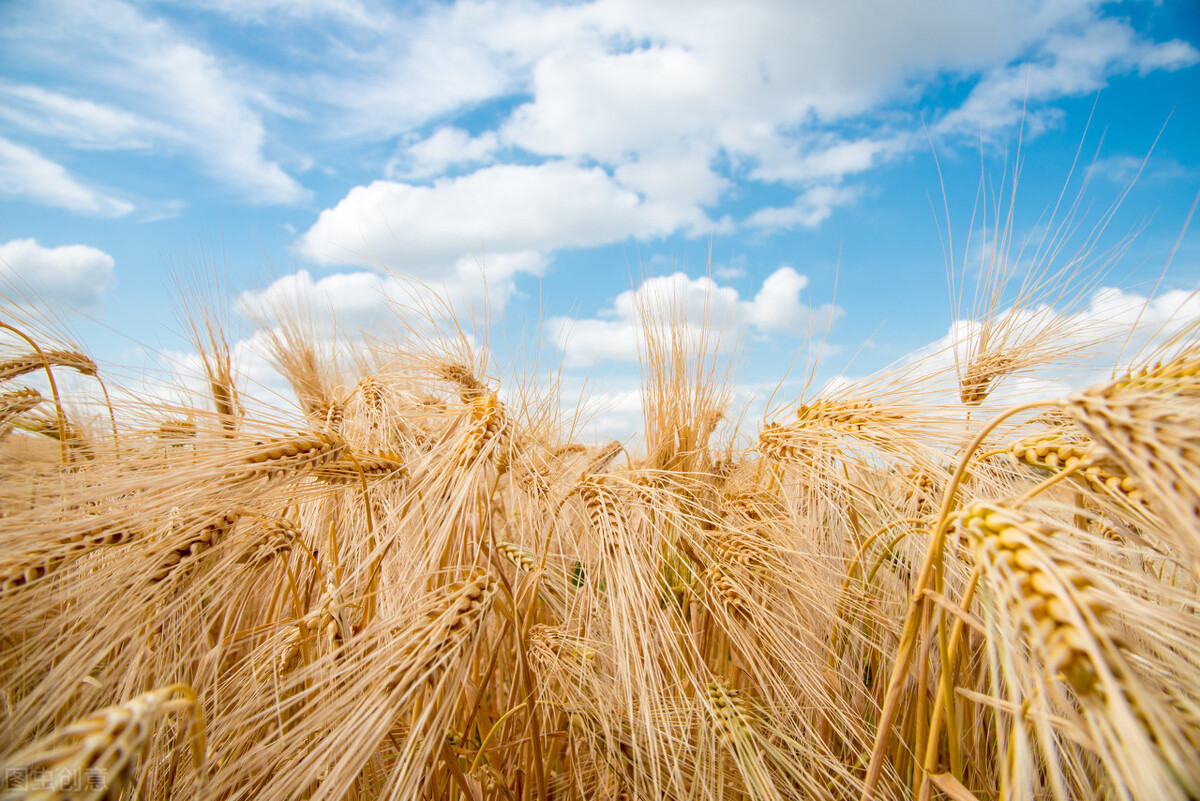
[{"xmin": 1, "ymin": 263, "xmax": 1199, "ymax": 801}]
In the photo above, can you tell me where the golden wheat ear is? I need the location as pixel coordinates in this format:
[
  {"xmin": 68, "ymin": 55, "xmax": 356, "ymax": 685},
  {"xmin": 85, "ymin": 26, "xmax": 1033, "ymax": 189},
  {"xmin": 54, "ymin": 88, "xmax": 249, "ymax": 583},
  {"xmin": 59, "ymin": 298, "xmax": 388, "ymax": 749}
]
[
  {"xmin": 1, "ymin": 685, "xmax": 206, "ymax": 799},
  {"xmin": 0, "ymin": 349, "xmax": 97, "ymax": 382},
  {"xmin": 1066, "ymin": 345, "xmax": 1200, "ymax": 570}
]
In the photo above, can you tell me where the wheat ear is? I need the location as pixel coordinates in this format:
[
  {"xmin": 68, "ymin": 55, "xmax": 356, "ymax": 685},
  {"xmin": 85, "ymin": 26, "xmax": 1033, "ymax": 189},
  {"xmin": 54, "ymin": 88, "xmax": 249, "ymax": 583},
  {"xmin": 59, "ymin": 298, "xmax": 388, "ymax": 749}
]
[
  {"xmin": 958, "ymin": 501, "xmax": 1112, "ymax": 695},
  {"xmin": 0, "ymin": 387, "xmax": 42, "ymax": 424},
  {"xmin": 229, "ymin": 433, "xmax": 345, "ymax": 481},
  {"xmin": 2, "ymin": 684, "xmax": 205, "ymax": 799},
  {"xmin": 313, "ymin": 451, "xmax": 407, "ymax": 484},
  {"xmin": 0, "ymin": 350, "xmax": 97, "ymax": 382}
]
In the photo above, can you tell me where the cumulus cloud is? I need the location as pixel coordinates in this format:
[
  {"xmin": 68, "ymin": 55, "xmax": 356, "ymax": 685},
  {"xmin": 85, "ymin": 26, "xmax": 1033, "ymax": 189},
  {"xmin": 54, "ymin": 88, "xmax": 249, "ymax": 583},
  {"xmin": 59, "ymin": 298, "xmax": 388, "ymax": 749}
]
[
  {"xmin": 0, "ymin": 238, "xmax": 117, "ymax": 312},
  {"xmin": 0, "ymin": 138, "xmax": 133, "ymax": 216},
  {"xmin": 6, "ymin": 0, "xmax": 1192, "ymax": 225},
  {"xmin": 237, "ymin": 251, "xmax": 543, "ymax": 326},
  {"xmin": 552, "ymin": 267, "xmax": 841, "ymax": 367},
  {"xmin": 613, "ymin": 145, "xmax": 729, "ymax": 210},
  {"xmin": 297, "ymin": 161, "xmax": 718, "ymax": 302}
]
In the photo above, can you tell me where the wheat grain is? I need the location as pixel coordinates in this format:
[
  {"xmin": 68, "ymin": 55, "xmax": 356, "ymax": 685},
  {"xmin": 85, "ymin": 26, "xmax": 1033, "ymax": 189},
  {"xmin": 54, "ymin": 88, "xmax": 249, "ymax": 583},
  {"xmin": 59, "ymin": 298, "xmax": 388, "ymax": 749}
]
[
  {"xmin": 307, "ymin": 400, "xmax": 345, "ymax": 433},
  {"xmin": 1009, "ymin": 432, "xmax": 1147, "ymax": 506},
  {"xmin": 583, "ymin": 440, "xmax": 624, "ymax": 475},
  {"xmin": 157, "ymin": 419, "xmax": 197, "ymax": 440},
  {"xmin": 1, "ymin": 514, "xmax": 146, "ymax": 596},
  {"xmin": 705, "ymin": 562, "xmax": 747, "ymax": 614},
  {"xmin": 796, "ymin": 398, "xmax": 897, "ymax": 431},
  {"xmin": 436, "ymin": 362, "xmax": 488, "ymax": 401},
  {"xmin": 496, "ymin": 541, "xmax": 537, "ymax": 573},
  {"xmin": 758, "ymin": 421, "xmax": 807, "ymax": 464},
  {"xmin": 389, "ymin": 571, "xmax": 496, "ymax": 690},
  {"xmin": 576, "ymin": 475, "xmax": 626, "ymax": 554},
  {"xmin": 1066, "ymin": 349, "xmax": 1200, "ymax": 563}
]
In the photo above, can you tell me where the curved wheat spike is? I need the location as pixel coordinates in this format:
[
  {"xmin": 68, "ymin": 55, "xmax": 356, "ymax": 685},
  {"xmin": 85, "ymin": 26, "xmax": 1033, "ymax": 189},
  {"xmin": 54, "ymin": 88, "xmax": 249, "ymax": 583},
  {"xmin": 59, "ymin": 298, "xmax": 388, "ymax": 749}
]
[
  {"xmin": 706, "ymin": 679, "xmax": 788, "ymax": 801},
  {"xmin": 958, "ymin": 500, "xmax": 1200, "ymax": 799},
  {"xmin": 156, "ymin": 418, "xmax": 197, "ymax": 441},
  {"xmin": 1, "ymin": 684, "xmax": 205, "ymax": 799},
  {"xmin": 313, "ymin": 451, "xmax": 407, "ymax": 484},
  {"xmin": 0, "ymin": 387, "xmax": 41, "ymax": 425},
  {"xmin": 959, "ymin": 351, "xmax": 1019, "ymax": 406},
  {"xmin": 458, "ymin": 391, "xmax": 506, "ymax": 467},
  {"xmin": 958, "ymin": 501, "xmax": 1112, "ymax": 696},
  {"xmin": 147, "ymin": 507, "xmax": 244, "ymax": 584},
  {"xmin": 0, "ymin": 350, "xmax": 97, "ymax": 382},
  {"xmin": 228, "ymin": 433, "xmax": 345, "ymax": 481},
  {"xmin": 435, "ymin": 360, "xmax": 489, "ymax": 401},
  {"xmin": 1066, "ymin": 345, "xmax": 1200, "ymax": 570}
]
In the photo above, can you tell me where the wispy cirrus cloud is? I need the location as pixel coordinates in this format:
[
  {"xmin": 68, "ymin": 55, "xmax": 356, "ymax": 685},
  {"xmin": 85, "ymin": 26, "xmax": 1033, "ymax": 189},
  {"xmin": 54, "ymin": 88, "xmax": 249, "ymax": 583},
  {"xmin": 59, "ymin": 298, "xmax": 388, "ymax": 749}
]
[
  {"xmin": 0, "ymin": 137, "xmax": 134, "ymax": 217},
  {"xmin": 1, "ymin": 0, "xmax": 307, "ymax": 204}
]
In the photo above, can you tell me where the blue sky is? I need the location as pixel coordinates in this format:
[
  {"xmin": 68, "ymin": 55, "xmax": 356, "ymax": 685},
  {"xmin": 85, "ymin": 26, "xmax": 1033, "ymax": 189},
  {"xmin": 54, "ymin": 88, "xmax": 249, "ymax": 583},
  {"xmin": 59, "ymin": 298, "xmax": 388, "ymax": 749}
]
[{"xmin": 2, "ymin": 0, "xmax": 1199, "ymax": 436}]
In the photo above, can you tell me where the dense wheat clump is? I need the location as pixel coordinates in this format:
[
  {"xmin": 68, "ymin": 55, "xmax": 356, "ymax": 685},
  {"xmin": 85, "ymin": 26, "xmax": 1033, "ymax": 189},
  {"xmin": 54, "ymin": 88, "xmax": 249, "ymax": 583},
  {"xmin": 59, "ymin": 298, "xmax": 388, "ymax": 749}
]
[{"xmin": 2, "ymin": 242, "xmax": 1200, "ymax": 800}]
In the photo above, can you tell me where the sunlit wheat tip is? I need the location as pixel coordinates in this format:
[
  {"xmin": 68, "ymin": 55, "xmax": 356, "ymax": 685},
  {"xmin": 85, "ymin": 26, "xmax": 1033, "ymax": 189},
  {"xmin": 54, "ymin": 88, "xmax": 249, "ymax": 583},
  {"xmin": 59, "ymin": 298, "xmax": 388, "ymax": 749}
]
[{"xmin": 0, "ymin": 349, "xmax": 97, "ymax": 383}]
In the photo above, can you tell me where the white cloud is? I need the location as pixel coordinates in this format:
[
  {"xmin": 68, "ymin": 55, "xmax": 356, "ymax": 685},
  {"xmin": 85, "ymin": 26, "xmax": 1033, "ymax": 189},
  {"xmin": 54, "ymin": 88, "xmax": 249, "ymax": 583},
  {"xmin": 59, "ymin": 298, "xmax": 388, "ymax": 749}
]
[
  {"xmin": 2, "ymin": 0, "xmax": 306, "ymax": 204},
  {"xmin": 386, "ymin": 127, "xmax": 500, "ymax": 180},
  {"xmin": 179, "ymin": 0, "xmax": 374, "ymax": 26},
  {"xmin": 310, "ymin": 2, "xmax": 529, "ymax": 141},
  {"xmin": 299, "ymin": 161, "xmax": 716, "ymax": 272},
  {"xmin": 613, "ymin": 145, "xmax": 729, "ymax": 209},
  {"xmin": 238, "ymin": 251, "xmax": 543, "ymax": 325},
  {"xmin": 501, "ymin": 43, "xmax": 719, "ymax": 162},
  {"xmin": 714, "ymin": 257, "xmax": 748, "ymax": 280},
  {"xmin": 936, "ymin": 18, "xmax": 1198, "ymax": 137},
  {"xmin": 749, "ymin": 134, "xmax": 911, "ymax": 185},
  {"xmin": 0, "ymin": 82, "xmax": 158, "ymax": 150},
  {"xmin": 1085, "ymin": 154, "xmax": 1187, "ymax": 184},
  {"xmin": 745, "ymin": 185, "xmax": 861, "ymax": 230},
  {"xmin": 551, "ymin": 267, "xmax": 841, "ymax": 367},
  {"xmin": 9, "ymin": 0, "xmax": 1189, "ymax": 227},
  {"xmin": 0, "ymin": 238, "xmax": 116, "ymax": 312},
  {"xmin": 0, "ymin": 137, "xmax": 134, "ymax": 217}
]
